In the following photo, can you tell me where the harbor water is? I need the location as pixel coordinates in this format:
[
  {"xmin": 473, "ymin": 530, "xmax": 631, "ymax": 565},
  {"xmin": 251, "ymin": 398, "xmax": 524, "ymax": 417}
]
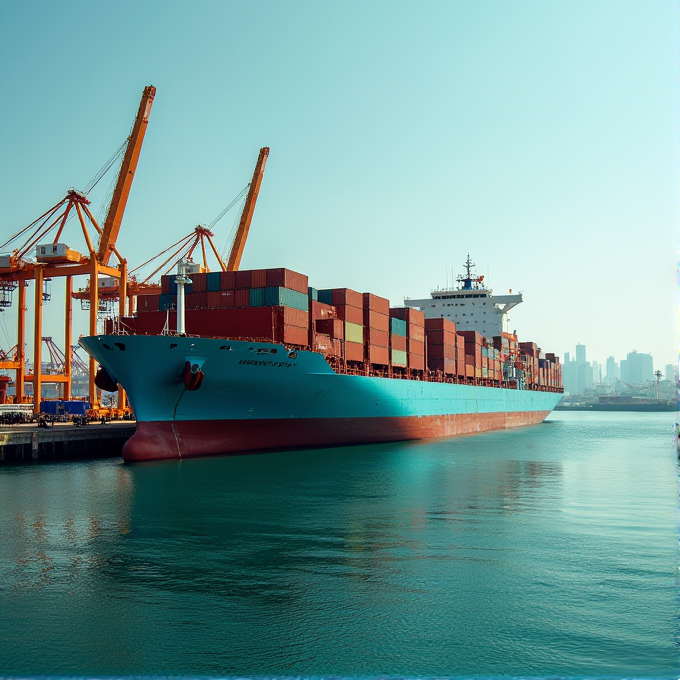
[{"xmin": 0, "ymin": 411, "xmax": 677, "ymax": 678}]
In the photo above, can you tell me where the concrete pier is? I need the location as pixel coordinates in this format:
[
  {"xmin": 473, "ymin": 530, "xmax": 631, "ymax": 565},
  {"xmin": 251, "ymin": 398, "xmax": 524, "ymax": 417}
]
[{"xmin": 0, "ymin": 421, "xmax": 135, "ymax": 464}]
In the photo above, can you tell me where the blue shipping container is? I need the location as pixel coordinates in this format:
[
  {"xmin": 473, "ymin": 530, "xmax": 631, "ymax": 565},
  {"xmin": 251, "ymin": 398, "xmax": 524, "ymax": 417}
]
[
  {"xmin": 264, "ymin": 287, "xmax": 309, "ymax": 312},
  {"xmin": 390, "ymin": 317, "xmax": 407, "ymax": 337},
  {"xmin": 308, "ymin": 287, "xmax": 319, "ymax": 302},
  {"xmin": 249, "ymin": 288, "xmax": 266, "ymax": 307},
  {"xmin": 317, "ymin": 289, "xmax": 333, "ymax": 305},
  {"xmin": 206, "ymin": 271, "xmax": 222, "ymax": 292},
  {"xmin": 159, "ymin": 294, "xmax": 176, "ymax": 311}
]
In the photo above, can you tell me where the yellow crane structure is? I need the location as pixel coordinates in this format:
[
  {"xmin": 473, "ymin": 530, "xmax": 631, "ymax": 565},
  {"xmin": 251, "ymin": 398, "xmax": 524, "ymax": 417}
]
[{"xmin": 0, "ymin": 85, "xmax": 155, "ymax": 412}]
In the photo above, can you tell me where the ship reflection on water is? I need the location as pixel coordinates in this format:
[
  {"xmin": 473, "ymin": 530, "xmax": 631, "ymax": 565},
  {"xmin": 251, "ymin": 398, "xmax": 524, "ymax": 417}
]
[{"xmin": 0, "ymin": 412, "xmax": 676, "ymax": 677}]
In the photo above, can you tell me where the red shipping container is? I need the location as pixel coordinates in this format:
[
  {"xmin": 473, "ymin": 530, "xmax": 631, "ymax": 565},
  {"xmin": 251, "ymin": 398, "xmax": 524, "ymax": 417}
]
[
  {"xmin": 409, "ymin": 324, "xmax": 425, "ymax": 342},
  {"xmin": 364, "ymin": 310, "xmax": 389, "ymax": 332},
  {"xmin": 137, "ymin": 295, "xmax": 159, "ymax": 312},
  {"xmin": 367, "ymin": 345, "xmax": 389, "ymax": 365},
  {"xmin": 281, "ymin": 325, "xmax": 308, "ymax": 346},
  {"xmin": 329, "ymin": 288, "xmax": 363, "ymax": 308},
  {"xmin": 390, "ymin": 334, "xmax": 407, "ymax": 352},
  {"xmin": 408, "ymin": 338, "xmax": 425, "ymax": 356},
  {"xmin": 265, "ymin": 268, "xmax": 309, "ymax": 294},
  {"xmin": 408, "ymin": 353, "xmax": 425, "ymax": 370},
  {"xmin": 362, "ymin": 293, "xmax": 390, "ymax": 316},
  {"xmin": 390, "ymin": 307, "xmax": 425, "ymax": 326},
  {"xmin": 207, "ymin": 290, "xmax": 235, "ymax": 308},
  {"xmin": 424, "ymin": 317, "xmax": 456, "ymax": 333},
  {"xmin": 186, "ymin": 292, "xmax": 207, "ymax": 309},
  {"xmin": 335, "ymin": 304, "xmax": 363, "ymax": 325},
  {"xmin": 465, "ymin": 364, "xmax": 474, "ymax": 378},
  {"xmin": 251, "ymin": 269, "xmax": 267, "ymax": 288},
  {"xmin": 428, "ymin": 357, "xmax": 456, "ymax": 374},
  {"xmin": 235, "ymin": 289, "xmax": 250, "ymax": 307},
  {"xmin": 191, "ymin": 273, "xmax": 207, "ymax": 292},
  {"xmin": 427, "ymin": 343, "xmax": 457, "ymax": 360},
  {"xmin": 279, "ymin": 307, "xmax": 308, "ymax": 328},
  {"xmin": 234, "ymin": 270, "xmax": 252, "ymax": 289},
  {"xmin": 310, "ymin": 300, "xmax": 336, "ymax": 320},
  {"xmin": 365, "ymin": 327, "xmax": 388, "ymax": 347},
  {"xmin": 220, "ymin": 271, "xmax": 236, "ymax": 290},
  {"xmin": 316, "ymin": 318, "xmax": 344, "ymax": 339},
  {"xmin": 459, "ymin": 330, "xmax": 483, "ymax": 345},
  {"xmin": 345, "ymin": 340, "xmax": 364, "ymax": 362},
  {"xmin": 426, "ymin": 329, "xmax": 457, "ymax": 346}
]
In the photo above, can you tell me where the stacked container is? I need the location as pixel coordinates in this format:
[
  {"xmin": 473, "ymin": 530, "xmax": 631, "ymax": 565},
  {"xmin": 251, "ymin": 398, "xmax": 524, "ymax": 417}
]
[
  {"xmin": 389, "ymin": 316, "xmax": 407, "ymax": 368},
  {"xmin": 390, "ymin": 308, "xmax": 425, "ymax": 371},
  {"xmin": 319, "ymin": 288, "xmax": 364, "ymax": 362},
  {"xmin": 459, "ymin": 330, "xmax": 483, "ymax": 379},
  {"xmin": 425, "ymin": 317, "xmax": 458, "ymax": 376},
  {"xmin": 363, "ymin": 293, "xmax": 390, "ymax": 366}
]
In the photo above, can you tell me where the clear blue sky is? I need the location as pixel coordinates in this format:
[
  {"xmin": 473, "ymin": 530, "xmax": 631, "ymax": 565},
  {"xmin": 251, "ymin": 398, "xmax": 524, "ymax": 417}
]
[{"xmin": 0, "ymin": 0, "xmax": 677, "ymax": 369}]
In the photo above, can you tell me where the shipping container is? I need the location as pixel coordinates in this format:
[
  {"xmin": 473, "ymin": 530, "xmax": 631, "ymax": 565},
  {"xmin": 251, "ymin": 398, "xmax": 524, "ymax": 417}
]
[
  {"xmin": 308, "ymin": 287, "xmax": 319, "ymax": 302},
  {"xmin": 344, "ymin": 322, "xmax": 364, "ymax": 344},
  {"xmin": 316, "ymin": 318, "xmax": 344, "ymax": 339},
  {"xmin": 408, "ymin": 338, "xmax": 425, "ymax": 356},
  {"xmin": 335, "ymin": 304, "xmax": 363, "ymax": 325},
  {"xmin": 251, "ymin": 269, "xmax": 267, "ymax": 289},
  {"xmin": 220, "ymin": 270, "xmax": 236, "ymax": 290},
  {"xmin": 191, "ymin": 272, "xmax": 207, "ymax": 292},
  {"xmin": 362, "ymin": 293, "xmax": 390, "ymax": 316},
  {"xmin": 367, "ymin": 345, "xmax": 389, "ymax": 365},
  {"xmin": 265, "ymin": 268, "xmax": 308, "ymax": 294},
  {"xmin": 345, "ymin": 340, "xmax": 364, "ymax": 362},
  {"xmin": 425, "ymin": 329, "xmax": 457, "ymax": 346},
  {"xmin": 318, "ymin": 288, "xmax": 363, "ymax": 308},
  {"xmin": 206, "ymin": 271, "xmax": 221, "ymax": 292},
  {"xmin": 264, "ymin": 287, "xmax": 309, "ymax": 312},
  {"xmin": 390, "ymin": 307, "xmax": 425, "ymax": 326},
  {"xmin": 408, "ymin": 324, "xmax": 425, "ymax": 342},
  {"xmin": 137, "ymin": 295, "xmax": 159, "ymax": 312},
  {"xmin": 428, "ymin": 357, "xmax": 456, "ymax": 375},
  {"xmin": 249, "ymin": 288, "xmax": 266, "ymax": 307},
  {"xmin": 310, "ymin": 300, "xmax": 336, "ymax": 320},
  {"xmin": 424, "ymin": 317, "xmax": 457, "ymax": 333},
  {"xmin": 458, "ymin": 330, "xmax": 483, "ymax": 345},
  {"xmin": 234, "ymin": 270, "xmax": 252, "ymax": 289},
  {"xmin": 207, "ymin": 290, "xmax": 235, "ymax": 308},
  {"xmin": 159, "ymin": 293, "xmax": 175, "ymax": 311},
  {"xmin": 365, "ymin": 327, "xmax": 389, "ymax": 347},
  {"xmin": 390, "ymin": 334, "xmax": 407, "ymax": 352},
  {"xmin": 427, "ymin": 343, "xmax": 457, "ymax": 360},
  {"xmin": 364, "ymin": 310, "xmax": 389, "ymax": 332},
  {"xmin": 390, "ymin": 317, "xmax": 407, "ymax": 337},
  {"xmin": 391, "ymin": 349, "xmax": 407, "ymax": 367},
  {"xmin": 186, "ymin": 292, "xmax": 207, "ymax": 309},
  {"xmin": 409, "ymin": 354, "xmax": 425, "ymax": 371},
  {"xmin": 235, "ymin": 289, "xmax": 250, "ymax": 307}
]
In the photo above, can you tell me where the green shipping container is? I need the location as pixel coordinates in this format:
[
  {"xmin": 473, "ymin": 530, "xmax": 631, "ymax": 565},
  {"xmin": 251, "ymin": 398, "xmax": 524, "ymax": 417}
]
[
  {"xmin": 390, "ymin": 317, "xmax": 407, "ymax": 336},
  {"xmin": 249, "ymin": 288, "xmax": 266, "ymax": 307},
  {"xmin": 345, "ymin": 321, "xmax": 364, "ymax": 344},
  {"xmin": 206, "ymin": 271, "xmax": 222, "ymax": 292},
  {"xmin": 264, "ymin": 287, "xmax": 309, "ymax": 312},
  {"xmin": 391, "ymin": 349, "xmax": 407, "ymax": 366},
  {"xmin": 308, "ymin": 287, "xmax": 319, "ymax": 301}
]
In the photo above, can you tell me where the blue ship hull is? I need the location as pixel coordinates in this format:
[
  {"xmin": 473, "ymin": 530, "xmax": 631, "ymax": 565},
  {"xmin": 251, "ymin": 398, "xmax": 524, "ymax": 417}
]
[{"xmin": 80, "ymin": 334, "xmax": 562, "ymax": 461}]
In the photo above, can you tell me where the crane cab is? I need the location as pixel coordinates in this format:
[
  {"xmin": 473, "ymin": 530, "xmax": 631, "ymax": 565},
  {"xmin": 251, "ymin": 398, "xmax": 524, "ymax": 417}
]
[{"xmin": 36, "ymin": 243, "xmax": 82, "ymax": 264}]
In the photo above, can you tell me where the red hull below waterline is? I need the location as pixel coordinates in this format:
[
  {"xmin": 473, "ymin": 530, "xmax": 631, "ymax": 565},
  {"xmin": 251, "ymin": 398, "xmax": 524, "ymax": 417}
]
[{"xmin": 123, "ymin": 410, "xmax": 553, "ymax": 462}]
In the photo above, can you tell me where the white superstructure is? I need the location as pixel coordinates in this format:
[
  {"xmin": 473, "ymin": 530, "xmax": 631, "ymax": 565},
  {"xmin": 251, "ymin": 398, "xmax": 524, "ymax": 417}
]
[{"xmin": 405, "ymin": 255, "xmax": 523, "ymax": 340}]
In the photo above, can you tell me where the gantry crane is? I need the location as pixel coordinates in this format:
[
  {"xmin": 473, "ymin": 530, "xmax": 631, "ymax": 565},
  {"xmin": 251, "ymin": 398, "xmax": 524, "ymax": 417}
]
[{"xmin": 0, "ymin": 85, "xmax": 155, "ymax": 412}]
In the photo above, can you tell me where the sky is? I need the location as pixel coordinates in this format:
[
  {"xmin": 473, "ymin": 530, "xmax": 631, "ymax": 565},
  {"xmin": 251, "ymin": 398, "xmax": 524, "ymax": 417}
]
[{"xmin": 0, "ymin": 0, "xmax": 677, "ymax": 370}]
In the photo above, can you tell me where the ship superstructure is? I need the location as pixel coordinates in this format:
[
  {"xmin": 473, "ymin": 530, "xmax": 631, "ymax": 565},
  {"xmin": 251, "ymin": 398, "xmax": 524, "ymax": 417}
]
[{"xmin": 405, "ymin": 255, "xmax": 523, "ymax": 340}]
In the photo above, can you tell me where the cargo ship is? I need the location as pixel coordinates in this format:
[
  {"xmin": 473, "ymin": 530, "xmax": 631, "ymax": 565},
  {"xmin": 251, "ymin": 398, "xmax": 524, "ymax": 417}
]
[{"xmin": 80, "ymin": 259, "xmax": 563, "ymax": 462}]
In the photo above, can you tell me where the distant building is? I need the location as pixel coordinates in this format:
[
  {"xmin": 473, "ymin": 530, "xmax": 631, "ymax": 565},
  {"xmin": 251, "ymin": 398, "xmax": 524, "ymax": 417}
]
[
  {"xmin": 576, "ymin": 344, "xmax": 586, "ymax": 365},
  {"xmin": 605, "ymin": 356, "xmax": 619, "ymax": 384},
  {"xmin": 620, "ymin": 359, "xmax": 629, "ymax": 384},
  {"xmin": 563, "ymin": 359, "xmax": 579, "ymax": 395},
  {"xmin": 592, "ymin": 361, "xmax": 601, "ymax": 384},
  {"xmin": 577, "ymin": 362, "xmax": 593, "ymax": 393},
  {"xmin": 665, "ymin": 364, "xmax": 677, "ymax": 382},
  {"xmin": 564, "ymin": 351, "xmax": 570, "ymax": 364},
  {"xmin": 625, "ymin": 351, "xmax": 653, "ymax": 385}
]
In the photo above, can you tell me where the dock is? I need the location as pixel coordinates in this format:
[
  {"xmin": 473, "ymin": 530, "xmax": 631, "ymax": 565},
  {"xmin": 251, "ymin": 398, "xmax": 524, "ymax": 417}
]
[{"xmin": 0, "ymin": 421, "xmax": 135, "ymax": 464}]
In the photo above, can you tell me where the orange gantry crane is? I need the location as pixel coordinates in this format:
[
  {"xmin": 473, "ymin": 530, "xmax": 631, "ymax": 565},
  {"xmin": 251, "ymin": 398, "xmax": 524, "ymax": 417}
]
[{"xmin": 0, "ymin": 85, "xmax": 155, "ymax": 412}]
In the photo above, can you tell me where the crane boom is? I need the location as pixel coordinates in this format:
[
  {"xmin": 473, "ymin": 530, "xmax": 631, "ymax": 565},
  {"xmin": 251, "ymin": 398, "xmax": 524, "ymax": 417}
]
[
  {"xmin": 98, "ymin": 85, "xmax": 156, "ymax": 265},
  {"xmin": 227, "ymin": 147, "xmax": 269, "ymax": 271}
]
